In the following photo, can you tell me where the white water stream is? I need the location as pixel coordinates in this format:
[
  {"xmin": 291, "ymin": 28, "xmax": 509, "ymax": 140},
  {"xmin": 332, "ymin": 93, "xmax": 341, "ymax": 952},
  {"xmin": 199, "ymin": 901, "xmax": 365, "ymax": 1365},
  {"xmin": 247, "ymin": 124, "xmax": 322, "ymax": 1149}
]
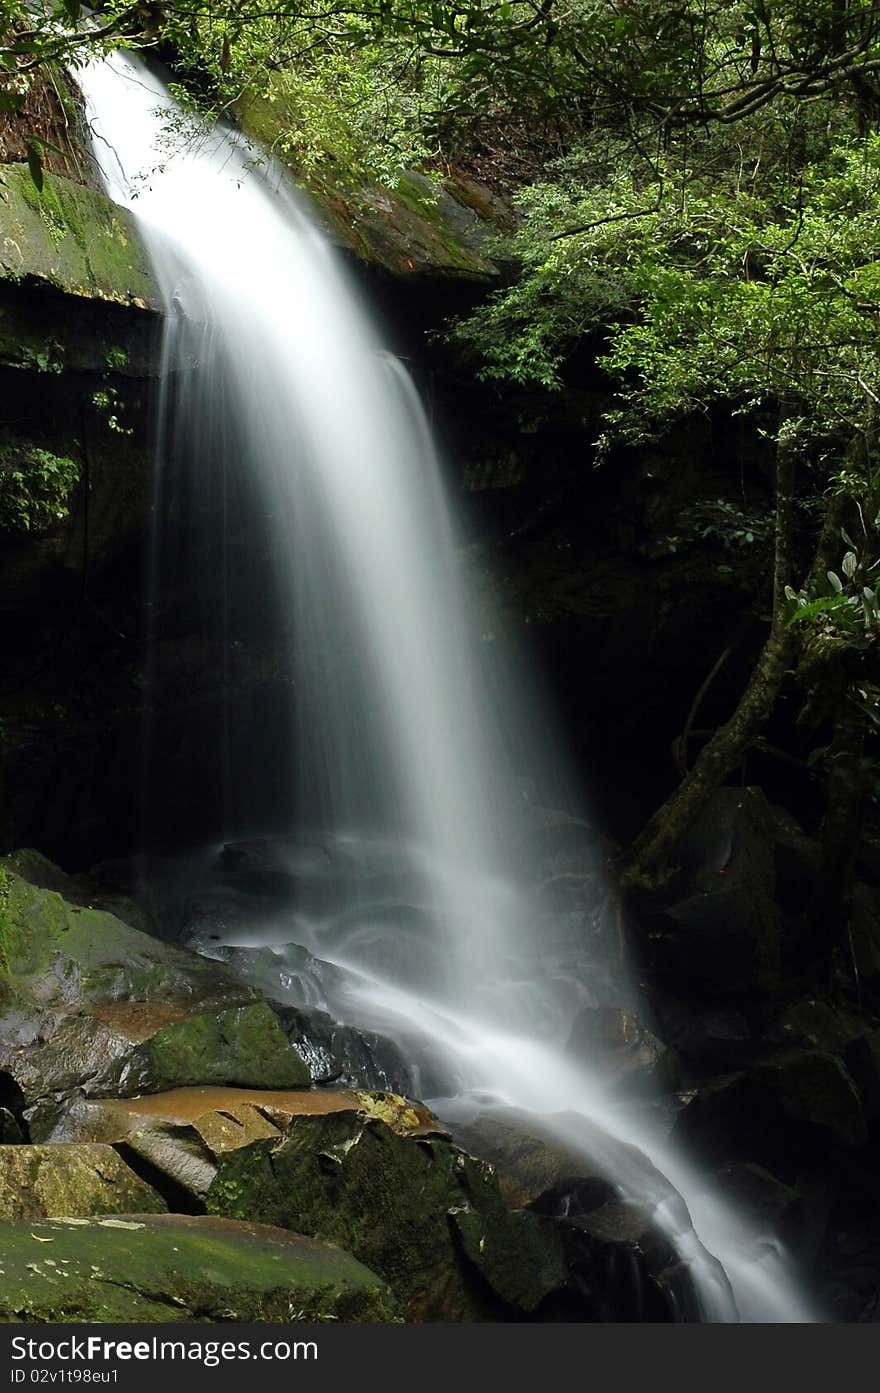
[{"xmin": 78, "ymin": 52, "xmax": 817, "ymax": 1322}]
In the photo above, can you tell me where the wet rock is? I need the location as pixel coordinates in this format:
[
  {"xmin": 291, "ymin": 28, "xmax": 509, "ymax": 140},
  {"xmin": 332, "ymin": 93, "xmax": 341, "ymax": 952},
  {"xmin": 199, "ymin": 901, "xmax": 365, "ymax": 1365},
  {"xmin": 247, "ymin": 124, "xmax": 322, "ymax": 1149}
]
[
  {"xmin": 44, "ymin": 1086, "xmax": 447, "ymax": 1207},
  {"xmin": 277, "ymin": 1002, "xmax": 416, "ymax": 1093},
  {"xmin": 0, "ymin": 1143, "xmax": 166, "ymax": 1220},
  {"xmin": 565, "ymin": 1005, "xmax": 677, "ymax": 1096},
  {"xmin": 0, "ymin": 1214, "xmax": 398, "ymax": 1322},
  {"xmin": 449, "ymin": 1110, "xmax": 618, "ymax": 1210},
  {"xmin": 522, "ymin": 807, "xmax": 607, "ymax": 880},
  {"xmin": 446, "ymin": 1108, "xmax": 709, "ymax": 1321},
  {"xmin": 120, "ymin": 1092, "xmax": 563, "ymax": 1320},
  {"xmin": 203, "ymin": 1110, "xmax": 545, "ymax": 1319},
  {"xmin": 0, "ymin": 851, "xmax": 310, "ymax": 1133},
  {"xmin": 41, "ymin": 1083, "xmax": 569, "ymax": 1320},
  {"xmin": 561, "ymin": 1200, "xmax": 696, "ymax": 1322},
  {"xmin": 209, "ymin": 938, "xmax": 446, "ymax": 1095}
]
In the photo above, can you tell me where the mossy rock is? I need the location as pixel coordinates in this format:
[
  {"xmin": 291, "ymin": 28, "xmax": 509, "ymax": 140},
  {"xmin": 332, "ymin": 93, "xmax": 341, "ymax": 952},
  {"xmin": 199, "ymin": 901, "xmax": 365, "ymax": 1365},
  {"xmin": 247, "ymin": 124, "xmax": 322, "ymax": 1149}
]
[
  {"xmin": 205, "ymin": 1108, "xmax": 567, "ymax": 1320},
  {"xmin": 0, "ymin": 851, "xmax": 310, "ymax": 1131},
  {"xmin": 235, "ymin": 91, "xmax": 503, "ymax": 280},
  {"xmin": 139, "ymin": 1001, "xmax": 310, "ymax": 1091},
  {"xmin": 46, "ymin": 1088, "xmax": 451, "ymax": 1205},
  {"xmin": 0, "ymin": 164, "xmax": 159, "ymax": 310},
  {"xmin": 0, "ymin": 1143, "xmax": 166, "ymax": 1220},
  {"xmin": 0, "ymin": 1214, "xmax": 398, "ymax": 1322}
]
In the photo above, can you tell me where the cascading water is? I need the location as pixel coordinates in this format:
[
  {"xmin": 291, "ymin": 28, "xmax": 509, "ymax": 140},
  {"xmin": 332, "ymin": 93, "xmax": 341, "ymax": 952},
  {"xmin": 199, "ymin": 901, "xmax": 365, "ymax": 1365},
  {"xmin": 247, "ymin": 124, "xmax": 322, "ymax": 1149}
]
[{"xmin": 79, "ymin": 52, "xmax": 817, "ymax": 1322}]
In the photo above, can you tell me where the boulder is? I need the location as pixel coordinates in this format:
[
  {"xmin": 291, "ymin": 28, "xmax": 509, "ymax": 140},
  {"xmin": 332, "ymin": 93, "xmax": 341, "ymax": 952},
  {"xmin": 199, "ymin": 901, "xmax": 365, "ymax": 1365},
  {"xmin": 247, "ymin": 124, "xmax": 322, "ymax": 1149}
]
[
  {"xmin": 0, "ymin": 1143, "xmax": 166, "ymax": 1220},
  {"xmin": 673, "ymin": 1050, "xmax": 867, "ymax": 1167},
  {"xmin": 565, "ymin": 1004, "xmax": 677, "ymax": 1096},
  {"xmin": 39, "ymin": 1082, "xmax": 573, "ymax": 1321},
  {"xmin": 761, "ymin": 1052, "xmax": 866, "ymax": 1148},
  {"xmin": 0, "ymin": 1214, "xmax": 398, "ymax": 1322},
  {"xmin": 448, "ymin": 1110, "xmax": 618, "ymax": 1211},
  {"xmin": 0, "ymin": 851, "xmax": 310, "ymax": 1135},
  {"xmin": 447, "ymin": 1108, "xmax": 712, "ymax": 1321},
  {"xmin": 42, "ymin": 1086, "xmax": 448, "ymax": 1206},
  {"xmin": 202, "ymin": 1103, "xmax": 564, "ymax": 1321}
]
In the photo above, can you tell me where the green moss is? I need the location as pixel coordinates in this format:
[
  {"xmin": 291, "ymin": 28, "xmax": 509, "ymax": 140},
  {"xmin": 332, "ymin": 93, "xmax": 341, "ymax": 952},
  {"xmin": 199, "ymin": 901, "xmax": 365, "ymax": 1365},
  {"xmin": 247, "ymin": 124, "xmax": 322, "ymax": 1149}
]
[
  {"xmin": 0, "ymin": 854, "xmax": 310, "ymax": 1108},
  {"xmin": 206, "ymin": 1112, "xmax": 555, "ymax": 1320},
  {"xmin": 0, "ymin": 1144, "xmax": 167, "ymax": 1220},
  {"xmin": 144, "ymin": 1001, "xmax": 310, "ymax": 1090},
  {"xmin": 0, "ymin": 866, "xmax": 70, "ymax": 980},
  {"xmin": 0, "ymin": 1214, "xmax": 399, "ymax": 1323},
  {"xmin": 235, "ymin": 91, "xmax": 498, "ymax": 279},
  {"xmin": 0, "ymin": 165, "xmax": 159, "ymax": 308}
]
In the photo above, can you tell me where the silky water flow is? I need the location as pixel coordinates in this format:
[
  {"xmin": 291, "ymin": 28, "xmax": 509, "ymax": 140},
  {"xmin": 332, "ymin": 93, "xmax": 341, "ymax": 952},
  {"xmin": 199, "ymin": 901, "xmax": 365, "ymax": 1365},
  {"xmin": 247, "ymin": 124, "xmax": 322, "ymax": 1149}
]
[{"xmin": 79, "ymin": 52, "xmax": 816, "ymax": 1322}]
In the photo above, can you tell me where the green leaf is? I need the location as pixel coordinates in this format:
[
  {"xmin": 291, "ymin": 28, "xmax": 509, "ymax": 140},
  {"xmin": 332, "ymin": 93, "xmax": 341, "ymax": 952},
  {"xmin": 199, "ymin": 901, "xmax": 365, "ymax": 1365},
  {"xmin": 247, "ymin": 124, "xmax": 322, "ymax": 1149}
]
[
  {"xmin": 30, "ymin": 136, "xmax": 66, "ymax": 158},
  {"xmin": 26, "ymin": 144, "xmax": 43, "ymax": 195},
  {"xmin": 828, "ymin": 570, "xmax": 843, "ymax": 593}
]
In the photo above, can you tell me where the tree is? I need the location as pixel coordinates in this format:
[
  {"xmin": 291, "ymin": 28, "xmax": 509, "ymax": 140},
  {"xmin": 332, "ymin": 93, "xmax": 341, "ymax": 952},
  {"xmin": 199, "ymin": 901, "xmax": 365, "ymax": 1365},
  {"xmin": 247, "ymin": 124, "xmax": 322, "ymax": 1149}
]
[{"xmin": 454, "ymin": 86, "xmax": 880, "ymax": 930}]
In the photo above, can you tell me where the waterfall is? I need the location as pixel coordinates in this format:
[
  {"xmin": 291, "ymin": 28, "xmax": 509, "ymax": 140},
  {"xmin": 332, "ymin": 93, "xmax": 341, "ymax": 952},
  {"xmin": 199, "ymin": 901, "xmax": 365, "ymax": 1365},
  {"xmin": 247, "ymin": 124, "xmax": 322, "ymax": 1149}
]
[{"xmin": 78, "ymin": 52, "xmax": 816, "ymax": 1322}]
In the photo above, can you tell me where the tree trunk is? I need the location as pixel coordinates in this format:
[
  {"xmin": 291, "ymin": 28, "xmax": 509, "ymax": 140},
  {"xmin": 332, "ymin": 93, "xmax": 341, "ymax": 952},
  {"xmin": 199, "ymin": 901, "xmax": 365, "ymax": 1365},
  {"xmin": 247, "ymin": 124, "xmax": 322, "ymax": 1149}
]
[{"xmin": 622, "ymin": 424, "xmax": 844, "ymax": 891}]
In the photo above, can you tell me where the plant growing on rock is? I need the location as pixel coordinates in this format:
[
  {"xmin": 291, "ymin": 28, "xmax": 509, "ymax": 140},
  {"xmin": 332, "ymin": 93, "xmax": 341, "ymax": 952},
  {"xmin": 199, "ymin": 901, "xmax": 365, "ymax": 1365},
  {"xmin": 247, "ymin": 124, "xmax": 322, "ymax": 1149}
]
[{"xmin": 0, "ymin": 446, "xmax": 80, "ymax": 532}]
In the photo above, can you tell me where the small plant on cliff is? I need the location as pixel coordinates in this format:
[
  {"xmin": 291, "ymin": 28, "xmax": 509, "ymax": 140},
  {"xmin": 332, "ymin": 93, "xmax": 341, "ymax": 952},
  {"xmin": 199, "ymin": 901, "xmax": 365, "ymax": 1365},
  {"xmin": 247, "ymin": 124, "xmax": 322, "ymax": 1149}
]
[{"xmin": 0, "ymin": 447, "xmax": 80, "ymax": 533}]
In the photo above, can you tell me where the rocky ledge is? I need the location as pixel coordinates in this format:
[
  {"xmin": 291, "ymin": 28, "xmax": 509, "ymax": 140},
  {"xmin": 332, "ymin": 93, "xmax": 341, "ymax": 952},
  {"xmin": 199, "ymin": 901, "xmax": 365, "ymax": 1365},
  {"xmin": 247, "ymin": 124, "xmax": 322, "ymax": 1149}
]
[{"xmin": 0, "ymin": 848, "xmax": 703, "ymax": 1323}]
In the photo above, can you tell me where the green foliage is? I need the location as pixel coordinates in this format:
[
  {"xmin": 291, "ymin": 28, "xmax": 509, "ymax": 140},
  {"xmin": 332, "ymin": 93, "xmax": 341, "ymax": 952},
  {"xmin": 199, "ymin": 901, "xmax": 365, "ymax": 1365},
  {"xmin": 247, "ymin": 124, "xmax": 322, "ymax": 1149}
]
[
  {"xmin": 455, "ymin": 129, "xmax": 880, "ymax": 458},
  {"xmin": 91, "ymin": 386, "xmax": 133, "ymax": 435},
  {"xmin": 0, "ymin": 446, "xmax": 80, "ymax": 533},
  {"xmin": 786, "ymin": 511, "xmax": 880, "ymax": 637}
]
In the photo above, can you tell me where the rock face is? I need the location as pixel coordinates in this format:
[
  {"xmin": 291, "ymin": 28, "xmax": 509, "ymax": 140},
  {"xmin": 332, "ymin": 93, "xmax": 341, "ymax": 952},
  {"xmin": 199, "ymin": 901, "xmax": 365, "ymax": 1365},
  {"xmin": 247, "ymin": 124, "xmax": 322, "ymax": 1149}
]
[
  {"xmin": 0, "ymin": 165, "xmax": 159, "ymax": 312},
  {"xmin": 236, "ymin": 87, "xmax": 506, "ymax": 280},
  {"xmin": 0, "ymin": 1214, "xmax": 398, "ymax": 1323},
  {"xmin": 0, "ymin": 1143, "xmax": 166, "ymax": 1220},
  {"xmin": 0, "ymin": 850, "xmax": 310, "ymax": 1135}
]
